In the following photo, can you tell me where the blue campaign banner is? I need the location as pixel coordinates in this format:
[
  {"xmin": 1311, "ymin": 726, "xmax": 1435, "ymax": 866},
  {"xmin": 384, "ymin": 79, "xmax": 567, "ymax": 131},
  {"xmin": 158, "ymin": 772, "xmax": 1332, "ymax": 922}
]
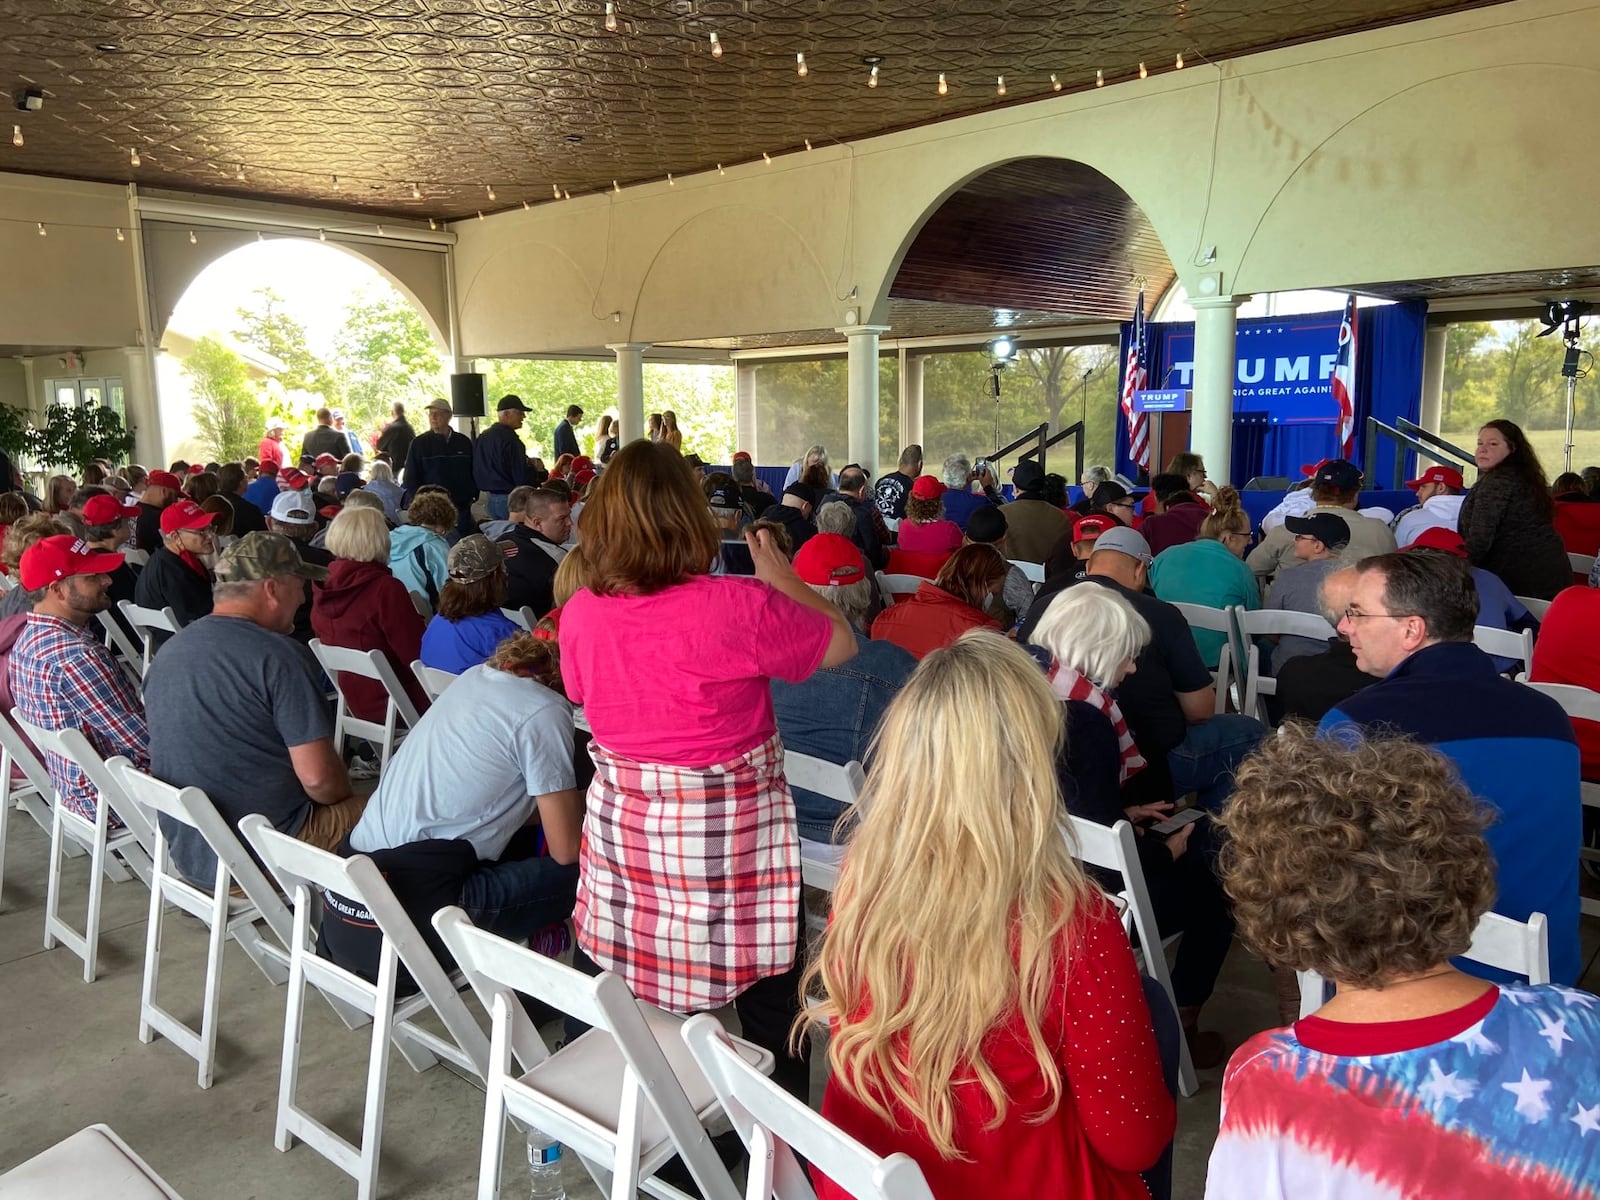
[
  {"xmin": 1132, "ymin": 388, "xmax": 1191, "ymax": 413},
  {"xmin": 1162, "ymin": 316, "xmax": 1345, "ymax": 425}
]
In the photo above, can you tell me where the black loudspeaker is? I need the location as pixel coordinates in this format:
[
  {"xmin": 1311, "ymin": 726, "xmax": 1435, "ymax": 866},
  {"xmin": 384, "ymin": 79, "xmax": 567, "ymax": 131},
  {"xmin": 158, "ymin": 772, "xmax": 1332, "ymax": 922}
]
[{"xmin": 450, "ymin": 372, "xmax": 486, "ymax": 418}]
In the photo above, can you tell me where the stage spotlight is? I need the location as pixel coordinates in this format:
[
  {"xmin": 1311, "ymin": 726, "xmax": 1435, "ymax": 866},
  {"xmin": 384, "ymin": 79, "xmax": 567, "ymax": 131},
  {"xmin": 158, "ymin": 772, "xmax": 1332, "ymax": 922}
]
[{"xmin": 989, "ymin": 336, "xmax": 1016, "ymax": 363}]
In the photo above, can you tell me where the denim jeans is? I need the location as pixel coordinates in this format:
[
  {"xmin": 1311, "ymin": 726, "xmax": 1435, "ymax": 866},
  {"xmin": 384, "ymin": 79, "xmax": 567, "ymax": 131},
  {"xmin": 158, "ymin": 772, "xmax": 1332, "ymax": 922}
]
[
  {"xmin": 459, "ymin": 854, "xmax": 578, "ymax": 943},
  {"xmin": 486, "ymin": 493, "xmax": 510, "ymax": 521},
  {"xmin": 1167, "ymin": 713, "xmax": 1266, "ymax": 812}
]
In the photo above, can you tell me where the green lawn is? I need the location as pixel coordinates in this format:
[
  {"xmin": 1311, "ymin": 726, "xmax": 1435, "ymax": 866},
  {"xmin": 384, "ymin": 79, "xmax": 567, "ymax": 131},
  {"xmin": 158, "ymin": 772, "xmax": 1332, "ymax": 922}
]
[{"xmin": 1441, "ymin": 428, "xmax": 1600, "ymax": 480}]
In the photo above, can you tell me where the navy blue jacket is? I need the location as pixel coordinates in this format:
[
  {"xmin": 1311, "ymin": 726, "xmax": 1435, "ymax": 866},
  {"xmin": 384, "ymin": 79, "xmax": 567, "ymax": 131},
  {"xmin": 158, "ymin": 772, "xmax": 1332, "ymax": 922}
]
[
  {"xmin": 473, "ymin": 422, "xmax": 530, "ymax": 494},
  {"xmin": 1321, "ymin": 641, "xmax": 1581, "ymax": 985}
]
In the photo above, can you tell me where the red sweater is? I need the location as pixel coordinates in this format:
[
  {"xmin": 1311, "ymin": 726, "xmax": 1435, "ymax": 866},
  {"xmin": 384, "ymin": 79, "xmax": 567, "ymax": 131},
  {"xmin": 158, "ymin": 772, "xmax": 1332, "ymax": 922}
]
[
  {"xmin": 310, "ymin": 558, "xmax": 429, "ymax": 723},
  {"xmin": 869, "ymin": 583, "xmax": 1000, "ymax": 659},
  {"xmin": 816, "ymin": 896, "xmax": 1174, "ymax": 1200},
  {"xmin": 1528, "ymin": 584, "xmax": 1600, "ymax": 779}
]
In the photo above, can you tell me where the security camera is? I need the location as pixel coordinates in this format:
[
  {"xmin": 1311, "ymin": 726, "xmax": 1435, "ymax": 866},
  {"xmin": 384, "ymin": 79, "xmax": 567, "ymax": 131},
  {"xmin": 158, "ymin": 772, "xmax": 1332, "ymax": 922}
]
[{"xmin": 12, "ymin": 88, "xmax": 44, "ymax": 112}]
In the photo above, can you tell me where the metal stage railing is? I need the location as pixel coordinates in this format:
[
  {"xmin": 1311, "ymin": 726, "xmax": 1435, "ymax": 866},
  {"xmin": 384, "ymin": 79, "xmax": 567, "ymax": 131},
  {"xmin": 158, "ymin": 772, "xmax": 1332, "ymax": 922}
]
[
  {"xmin": 991, "ymin": 421, "xmax": 1085, "ymax": 482},
  {"xmin": 1363, "ymin": 416, "xmax": 1475, "ymax": 490}
]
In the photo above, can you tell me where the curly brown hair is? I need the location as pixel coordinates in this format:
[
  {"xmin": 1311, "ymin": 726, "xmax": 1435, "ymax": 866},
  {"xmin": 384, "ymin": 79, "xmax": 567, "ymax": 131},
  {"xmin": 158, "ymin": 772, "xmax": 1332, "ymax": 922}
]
[
  {"xmin": 406, "ymin": 491, "xmax": 457, "ymax": 533},
  {"xmin": 486, "ymin": 630, "xmax": 564, "ymax": 696},
  {"xmin": 904, "ymin": 495, "xmax": 944, "ymax": 524},
  {"xmin": 1216, "ymin": 725, "xmax": 1495, "ymax": 989}
]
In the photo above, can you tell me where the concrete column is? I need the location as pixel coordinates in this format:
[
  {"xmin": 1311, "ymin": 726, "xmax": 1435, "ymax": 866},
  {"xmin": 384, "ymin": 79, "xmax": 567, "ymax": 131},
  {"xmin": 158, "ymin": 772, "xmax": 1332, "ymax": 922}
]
[
  {"xmin": 121, "ymin": 346, "xmax": 163, "ymax": 467},
  {"xmin": 607, "ymin": 343, "xmax": 649, "ymax": 443},
  {"xmin": 1189, "ymin": 295, "xmax": 1248, "ymax": 486},
  {"xmin": 735, "ymin": 362, "xmax": 758, "ymax": 460},
  {"xmin": 837, "ymin": 325, "xmax": 890, "ymax": 479},
  {"xmin": 1419, "ymin": 323, "xmax": 1447, "ymax": 436},
  {"xmin": 900, "ymin": 350, "xmax": 925, "ymax": 450}
]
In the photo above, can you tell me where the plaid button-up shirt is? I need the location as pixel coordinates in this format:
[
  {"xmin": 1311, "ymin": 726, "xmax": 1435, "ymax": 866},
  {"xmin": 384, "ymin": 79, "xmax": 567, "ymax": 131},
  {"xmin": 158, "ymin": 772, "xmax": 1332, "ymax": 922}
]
[{"xmin": 11, "ymin": 612, "xmax": 149, "ymax": 821}]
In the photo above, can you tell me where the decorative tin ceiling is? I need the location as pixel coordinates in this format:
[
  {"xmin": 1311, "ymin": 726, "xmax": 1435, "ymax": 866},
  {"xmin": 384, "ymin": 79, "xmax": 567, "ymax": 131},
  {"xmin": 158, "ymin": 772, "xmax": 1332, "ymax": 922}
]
[{"xmin": 2, "ymin": 0, "xmax": 1494, "ymax": 220}]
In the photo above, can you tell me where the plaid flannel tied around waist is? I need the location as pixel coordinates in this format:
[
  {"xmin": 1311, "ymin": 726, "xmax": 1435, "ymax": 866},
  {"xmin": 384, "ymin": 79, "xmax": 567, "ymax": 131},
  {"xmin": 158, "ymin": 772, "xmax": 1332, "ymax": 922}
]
[{"xmin": 575, "ymin": 733, "xmax": 801, "ymax": 1012}]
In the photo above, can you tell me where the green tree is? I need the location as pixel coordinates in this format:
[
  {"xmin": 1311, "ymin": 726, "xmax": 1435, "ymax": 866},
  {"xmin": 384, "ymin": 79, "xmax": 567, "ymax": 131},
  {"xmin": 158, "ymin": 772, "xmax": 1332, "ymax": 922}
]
[
  {"xmin": 184, "ymin": 336, "xmax": 266, "ymax": 463},
  {"xmin": 331, "ymin": 290, "xmax": 446, "ymax": 438},
  {"xmin": 233, "ymin": 287, "xmax": 341, "ymax": 403},
  {"xmin": 1442, "ymin": 321, "xmax": 1492, "ymax": 428}
]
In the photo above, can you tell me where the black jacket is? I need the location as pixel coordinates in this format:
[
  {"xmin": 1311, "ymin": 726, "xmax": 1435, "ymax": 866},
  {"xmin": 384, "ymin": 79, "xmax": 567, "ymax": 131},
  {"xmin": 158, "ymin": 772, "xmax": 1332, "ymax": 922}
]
[
  {"xmin": 497, "ymin": 525, "xmax": 565, "ymax": 616},
  {"xmin": 134, "ymin": 546, "xmax": 213, "ymax": 646},
  {"xmin": 765, "ymin": 504, "xmax": 815, "ymax": 554},
  {"xmin": 1272, "ymin": 637, "xmax": 1375, "ymax": 724},
  {"xmin": 299, "ymin": 423, "xmax": 349, "ymax": 462},
  {"xmin": 376, "ymin": 417, "xmax": 415, "ymax": 465},
  {"xmin": 402, "ymin": 430, "xmax": 476, "ymax": 507},
  {"xmin": 225, "ymin": 493, "xmax": 267, "ymax": 537},
  {"xmin": 553, "ymin": 419, "xmax": 581, "ymax": 459},
  {"xmin": 1458, "ymin": 466, "xmax": 1572, "ymax": 599},
  {"xmin": 821, "ymin": 491, "xmax": 887, "ymax": 570},
  {"xmin": 135, "ymin": 502, "xmax": 164, "ymax": 554}
]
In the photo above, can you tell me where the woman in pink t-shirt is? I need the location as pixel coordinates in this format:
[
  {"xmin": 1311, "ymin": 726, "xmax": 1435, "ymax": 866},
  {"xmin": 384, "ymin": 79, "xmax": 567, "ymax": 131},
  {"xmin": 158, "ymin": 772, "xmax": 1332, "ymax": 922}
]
[
  {"xmin": 896, "ymin": 475, "xmax": 964, "ymax": 556},
  {"xmin": 558, "ymin": 440, "xmax": 855, "ymax": 1098}
]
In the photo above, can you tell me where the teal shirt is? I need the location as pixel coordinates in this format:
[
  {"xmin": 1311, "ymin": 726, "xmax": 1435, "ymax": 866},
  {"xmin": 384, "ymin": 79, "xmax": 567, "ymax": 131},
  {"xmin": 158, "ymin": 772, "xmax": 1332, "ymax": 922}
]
[{"xmin": 1148, "ymin": 537, "xmax": 1261, "ymax": 667}]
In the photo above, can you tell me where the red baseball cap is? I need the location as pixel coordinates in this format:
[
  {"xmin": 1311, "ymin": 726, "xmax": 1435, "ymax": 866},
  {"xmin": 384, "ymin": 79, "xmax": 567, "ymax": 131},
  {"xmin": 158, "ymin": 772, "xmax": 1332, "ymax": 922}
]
[
  {"xmin": 160, "ymin": 499, "xmax": 214, "ymax": 535},
  {"xmin": 19, "ymin": 535, "xmax": 124, "ymax": 591},
  {"xmin": 792, "ymin": 533, "xmax": 866, "ymax": 587},
  {"xmin": 145, "ymin": 470, "xmax": 181, "ymax": 491},
  {"xmin": 1073, "ymin": 513, "xmax": 1117, "ymax": 542},
  {"xmin": 280, "ymin": 469, "xmax": 310, "ymax": 490},
  {"xmin": 571, "ymin": 455, "xmax": 593, "ymax": 472},
  {"xmin": 1402, "ymin": 525, "xmax": 1468, "ymax": 558},
  {"xmin": 732, "ymin": 451, "xmax": 752, "ymax": 463},
  {"xmin": 910, "ymin": 475, "xmax": 945, "ymax": 501},
  {"xmin": 571, "ymin": 468, "xmax": 597, "ymax": 489},
  {"xmin": 186, "ymin": 463, "xmax": 205, "ymax": 475},
  {"xmin": 314, "ymin": 453, "xmax": 339, "ymax": 468},
  {"xmin": 81, "ymin": 494, "xmax": 129, "ymax": 525},
  {"xmin": 1405, "ymin": 465, "xmax": 1465, "ymax": 491}
]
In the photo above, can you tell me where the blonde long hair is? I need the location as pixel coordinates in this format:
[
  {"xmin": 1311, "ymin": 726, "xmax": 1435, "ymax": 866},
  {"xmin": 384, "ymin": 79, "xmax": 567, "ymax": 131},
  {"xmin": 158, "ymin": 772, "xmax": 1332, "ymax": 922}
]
[{"xmin": 800, "ymin": 630, "xmax": 1093, "ymax": 1161}]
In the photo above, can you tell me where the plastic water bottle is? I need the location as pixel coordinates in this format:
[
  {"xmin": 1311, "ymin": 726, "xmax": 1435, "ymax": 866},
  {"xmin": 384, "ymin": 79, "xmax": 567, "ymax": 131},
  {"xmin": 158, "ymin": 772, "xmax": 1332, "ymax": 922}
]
[{"xmin": 525, "ymin": 1129, "xmax": 566, "ymax": 1200}]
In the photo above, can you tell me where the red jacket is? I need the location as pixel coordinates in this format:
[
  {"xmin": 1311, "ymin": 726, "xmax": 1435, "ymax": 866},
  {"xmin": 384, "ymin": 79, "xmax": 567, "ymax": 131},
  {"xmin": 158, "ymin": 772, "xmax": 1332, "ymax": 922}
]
[
  {"xmin": 869, "ymin": 582, "xmax": 1000, "ymax": 660},
  {"xmin": 1141, "ymin": 501, "xmax": 1209, "ymax": 556},
  {"xmin": 257, "ymin": 436, "xmax": 285, "ymax": 472},
  {"xmin": 1553, "ymin": 496, "xmax": 1600, "ymax": 560},
  {"xmin": 1529, "ymin": 585, "xmax": 1600, "ymax": 780},
  {"xmin": 310, "ymin": 558, "xmax": 429, "ymax": 723}
]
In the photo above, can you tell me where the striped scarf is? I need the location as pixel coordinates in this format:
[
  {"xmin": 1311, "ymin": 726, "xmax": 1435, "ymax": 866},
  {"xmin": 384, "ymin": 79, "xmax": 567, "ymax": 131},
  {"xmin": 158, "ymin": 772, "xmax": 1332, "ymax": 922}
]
[{"xmin": 1048, "ymin": 663, "xmax": 1147, "ymax": 784}]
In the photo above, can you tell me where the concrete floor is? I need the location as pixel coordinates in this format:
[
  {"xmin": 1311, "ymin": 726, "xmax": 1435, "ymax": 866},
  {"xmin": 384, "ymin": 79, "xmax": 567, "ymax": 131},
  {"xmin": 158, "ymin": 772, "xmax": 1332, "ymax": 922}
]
[{"xmin": 3, "ymin": 814, "xmax": 1598, "ymax": 1199}]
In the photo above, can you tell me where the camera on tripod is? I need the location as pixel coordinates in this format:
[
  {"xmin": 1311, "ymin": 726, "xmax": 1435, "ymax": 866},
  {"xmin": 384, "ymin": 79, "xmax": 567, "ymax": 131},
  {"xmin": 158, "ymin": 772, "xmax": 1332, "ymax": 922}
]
[{"xmin": 1538, "ymin": 299, "xmax": 1592, "ymax": 378}]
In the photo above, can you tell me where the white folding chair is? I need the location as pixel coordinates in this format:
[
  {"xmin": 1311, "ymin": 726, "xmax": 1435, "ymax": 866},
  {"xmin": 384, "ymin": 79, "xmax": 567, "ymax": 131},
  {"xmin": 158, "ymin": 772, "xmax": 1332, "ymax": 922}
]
[
  {"xmin": 11, "ymin": 711, "xmax": 155, "ymax": 983},
  {"xmin": 1232, "ymin": 607, "xmax": 1340, "ymax": 722},
  {"xmin": 499, "ymin": 606, "xmax": 539, "ymax": 632},
  {"xmin": 0, "ymin": 707, "xmax": 73, "ymax": 911},
  {"xmin": 0, "ymin": 571, "xmax": 13, "ymax": 593},
  {"xmin": 681, "ymin": 1014, "xmax": 936, "ymax": 1200},
  {"xmin": 0, "ymin": 1123, "xmax": 187, "ymax": 1198},
  {"xmin": 782, "ymin": 751, "xmax": 863, "ymax": 894},
  {"xmin": 1297, "ymin": 910, "xmax": 1550, "ymax": 1018},
  {"xmin": 239, "ymin": 815, "xmax": 489, "ymax": 1200},
  {"xmin": 117, "ymin": 600, "xmax": 181, "ymax": 674},
  {"xmin": 1569, "ymin": 552, "xmax": 1595, "ymax": 576},
  {"xmin": 1522, "ymin": 680, "xmax": 1600, "ymax": 918},
  {"xmin": 108, "ymin": 759, "xmax": 293, "ymax": 1088},
  {"xmin": 1012, "ymin": 559, "xmax": 1046, "ymax": 584},
  {"xmin": 1515, "ymin": 594, "xmax": 1553, "ymax": 621},
  {"xmin": 1473, "ymin": 624, "xmax": 1535, "ymax": 676},
  {"xmin": 1169, "ymin": 602, "xmax": 1239, "ymax": 714},
  {"xmin": 309, "ymin": 638, "xmax": 423, "ymax": 770},
  {"xmin": 95, "ymin": 609, "xmax": 146, "ymax": 687},
  {"xmin": 1065, "ymin": 816, "xmax": 1196, "ymax": 1096},
  {"xmin": 873, "ymin": 572, "xmax": 923, "ymax": 608},
  {"xmin": 409, "ymin": 659, "xmax": 458, "ymax": 703},
  {"xmin": 433, "ymin": 905, "xmax": 767, "ymax": 1200}
]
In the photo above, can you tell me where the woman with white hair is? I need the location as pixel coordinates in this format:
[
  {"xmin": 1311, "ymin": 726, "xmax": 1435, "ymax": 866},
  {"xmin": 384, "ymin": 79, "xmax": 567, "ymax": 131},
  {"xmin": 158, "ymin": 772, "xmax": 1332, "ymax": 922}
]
[
  {"xmin": 363, "ymin": 459, "xmax": 404, "ymax": 522},
  {"xmin": 804, "ymin": 631, "xmax": 1174, "ymax": 1200},
  {"xmin": 1031, "ymin": 583, "xmax": 1236, "ymax": 1069}
]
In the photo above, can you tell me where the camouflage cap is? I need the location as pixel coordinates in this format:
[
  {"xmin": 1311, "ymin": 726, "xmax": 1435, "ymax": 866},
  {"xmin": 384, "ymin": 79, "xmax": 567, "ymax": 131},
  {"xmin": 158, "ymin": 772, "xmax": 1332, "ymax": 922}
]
[
  {"xmin": 447, "ymin": 533, "xmax": 504, "ymax": 583},
  {"xmin": 215, "ymin": 531, "xmax": 329, "ymax": 583}
]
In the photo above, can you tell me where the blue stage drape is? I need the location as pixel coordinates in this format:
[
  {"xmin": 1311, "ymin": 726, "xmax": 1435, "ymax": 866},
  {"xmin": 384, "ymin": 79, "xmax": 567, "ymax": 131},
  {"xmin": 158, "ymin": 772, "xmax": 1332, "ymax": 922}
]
[{"xmin": 1115, "ymin": 300, "xmax": 1427, "ymax": 486}]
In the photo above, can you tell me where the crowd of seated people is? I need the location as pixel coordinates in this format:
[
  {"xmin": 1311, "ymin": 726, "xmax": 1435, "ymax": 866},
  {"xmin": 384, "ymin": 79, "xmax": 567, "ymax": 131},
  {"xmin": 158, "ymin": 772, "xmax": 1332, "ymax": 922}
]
[{"xmin": 9, "ymin": 418, "xmax": 1600, "ymax": 1200}]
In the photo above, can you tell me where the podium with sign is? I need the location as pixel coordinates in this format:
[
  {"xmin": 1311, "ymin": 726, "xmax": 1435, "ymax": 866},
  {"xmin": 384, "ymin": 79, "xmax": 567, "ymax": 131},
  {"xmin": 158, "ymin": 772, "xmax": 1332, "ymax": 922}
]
[{"xmin": 1132, "ymin": 389, "xmax": 1192, "ymax": 478}]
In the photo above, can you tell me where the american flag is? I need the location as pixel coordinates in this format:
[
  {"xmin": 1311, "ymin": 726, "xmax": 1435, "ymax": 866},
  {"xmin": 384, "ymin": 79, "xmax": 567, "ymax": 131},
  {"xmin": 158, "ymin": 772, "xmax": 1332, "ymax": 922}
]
[
  {"xmin": 1121, "ymin": 288, "xmax": 1150, "ymax": 470},
  {"xmin": 1332, "ymin": 293, "xmax": 1359, "ymax": 457}
]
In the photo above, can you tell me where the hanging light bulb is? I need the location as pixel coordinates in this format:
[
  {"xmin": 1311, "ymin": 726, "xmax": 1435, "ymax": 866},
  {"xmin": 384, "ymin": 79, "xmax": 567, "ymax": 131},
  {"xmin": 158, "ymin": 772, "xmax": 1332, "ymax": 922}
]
[
  {"xmin": 36, "ymin": 221, "xmax": 45, "ymax": 237},
  {"xmin": 318, "ymin": 228, "xmax": 326, "ymax": 241},
  {"xmin": 709, "ymin": 32, "xmax": 721, "ymax": 58},
  {"xmin": 477, "ymin": 211, "xmax": 484, "ymax": 221},
  {"xmin": 937, "ymin": 72, "xmax": 948, "ymax": 96},
  {"xmin": 429, "ymin": 218, "xmax": 438, "ymax": 229},
  {"xmin": 1175, "ymin": 52, "xmax": 1185, "ymax": 69},
  {"xmin": 1095, "ymin": 69, "xmax": 1104, "ymax": 87},
  {"xmin": 796, "ymin": 52, "xmax": 807, "ymax": 78},
  {"xmin": 804, "ymin": 139, "xmax": 812, "ymax": 151},
  {"xmin": 763, "ymin": 152, "xmax": 772, "ymax": 165},
  {"xmin": 129, "ymin": 146, "xmax": 141, "ymax": 167},
  {"xmin": 522, "ymin": 200, "xmax": 530, "ymax": 211},
  {"xmin": 603, "ymin": 1, "xmax": 617, "ymax": 32},
  {"xmin": 1050, "ymin": 73, "xmax": 1062, "ymax": 91},
  {"xmin": 235, "ymin": 163, "xmax": 245, "ymax": 180},
  {"xmin": 552, "ymin": 183, "xmax": 561, "ymax": 199},
  {"xmin": 613, "ymin": 179, "xmax": 621, "ymax": 193},
  {"xmin": 188, "ymin": 229, "xmax": 197, "ymax": 244},
  {"xmin": 485, "ymin": 183, "xmax": 496, "ymax": 201},
  {"xmin": 717, "ymin": 163, "xmax": 725, "ymax": 175},
  {"xmin": 331, "ymin": 174, "xmax": 340, "ymax": 190},
  {"xmin": 996, "ymin": 75, "xmax": 1007, "ymax": 96},
  {"xmin": 115, "ymin": 227, "xmax": 125, "ymax": 242},
  {"xmin": 868, "ymin": 62, "xmax": 879, "ymax": 88},
  {"xmin": 411, "ymin": 181, "xmax": 421, "ymax": 199},
  {"xmin": 256, "ymin": 231, "xmax": 264, "ymax": 242},
  {"xmin": 377, "ymin": 224, "xmax": 385, "ymax": 235},
  {"xmin": 1138, "ymin": 62, "xmax": 1148, "ymax": 79},
  {"xmin": 11, "ymin": 125, "xmax": 22, "ymax": 147},
  {"xmin": 667, "ymin": 172, "xmax": 674, "ymax": 186},
  {"xmin": 562, "ymin": 190, "xmax": 570, "ymax": 200}
]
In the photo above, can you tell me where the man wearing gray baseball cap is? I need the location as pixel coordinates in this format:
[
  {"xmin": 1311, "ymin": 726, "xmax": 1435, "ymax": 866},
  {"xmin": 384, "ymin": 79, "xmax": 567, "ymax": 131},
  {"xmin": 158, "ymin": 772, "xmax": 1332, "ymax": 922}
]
[{"xmin": 1018, "ymin": 523, "xmax": 1263, "ymax": 813}]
